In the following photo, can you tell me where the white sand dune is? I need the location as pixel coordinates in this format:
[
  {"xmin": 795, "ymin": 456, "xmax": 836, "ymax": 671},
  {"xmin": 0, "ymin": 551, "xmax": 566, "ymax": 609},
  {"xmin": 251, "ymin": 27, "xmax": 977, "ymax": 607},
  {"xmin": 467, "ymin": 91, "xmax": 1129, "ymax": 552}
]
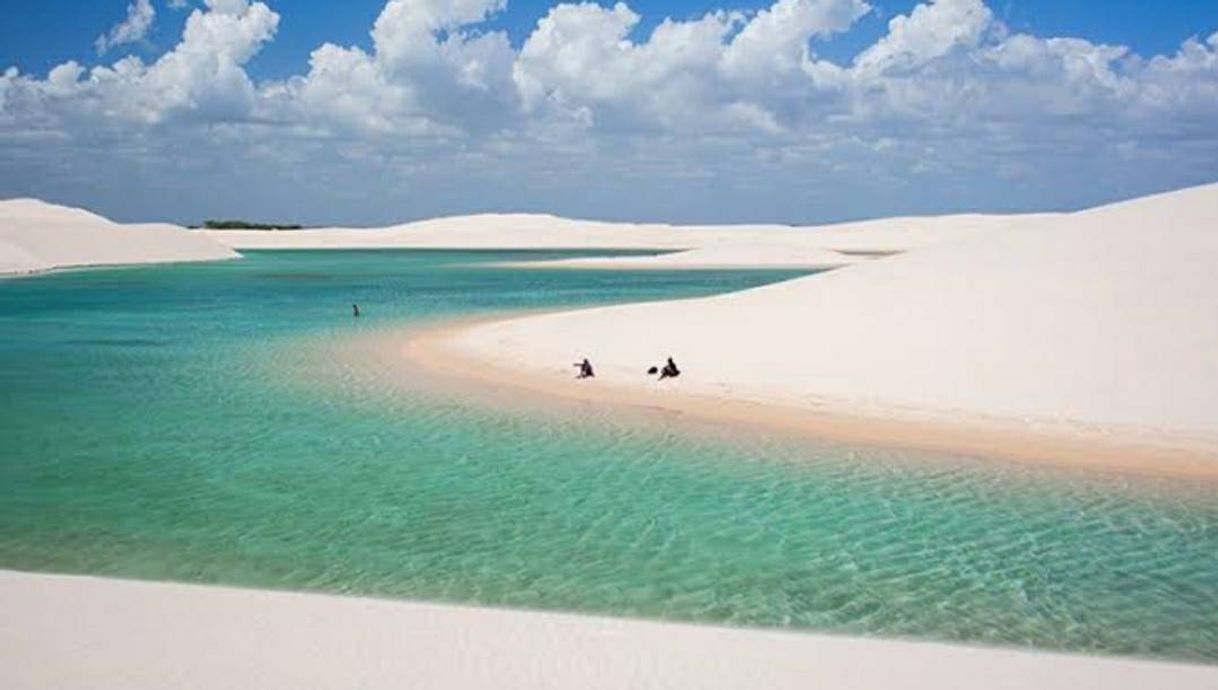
[
  {"xmin": 207, "ymin": 211, "xmax": 1055, "ymax": 270},
  {"xmin": 3, "ymin": 571, "xmax": 1215, "ymax": 690},
  {"xmin": 0, "ymin": 198, "xmax": 238, "ymax": 276},
  {"xmin": 442, "ymin": 183, "xmax": 1218, "ymax": 456},
  {"xmin": 517, "ymin": 241, "xmax": 865, "ymax": 270},
  {"xmin": 509, "ymin": 214, "xmax": 1064, "ymax": 270},
  {"xmin": 209, "ymin": 213, "xmax": 757, "ymax": 250}
]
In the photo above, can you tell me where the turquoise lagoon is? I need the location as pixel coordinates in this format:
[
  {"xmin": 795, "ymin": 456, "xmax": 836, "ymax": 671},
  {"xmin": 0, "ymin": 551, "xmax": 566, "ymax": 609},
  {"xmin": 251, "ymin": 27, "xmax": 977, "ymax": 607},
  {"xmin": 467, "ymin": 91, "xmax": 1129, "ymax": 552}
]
[{"xmin": 1, "ymin": 250, "xmax": 1216, "ymax": 662}]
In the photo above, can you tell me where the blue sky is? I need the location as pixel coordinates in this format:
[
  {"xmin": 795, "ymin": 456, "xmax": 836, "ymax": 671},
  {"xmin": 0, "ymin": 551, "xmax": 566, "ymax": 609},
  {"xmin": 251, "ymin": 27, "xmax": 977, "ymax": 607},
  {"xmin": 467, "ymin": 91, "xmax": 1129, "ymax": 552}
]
[
  {"xmin": 1, "ymin": 0, "xmax": 1217, "ymax": 225},
  {"xmin": 4, "ymin": 1, "xmax": 1215, "ymax": 78}
]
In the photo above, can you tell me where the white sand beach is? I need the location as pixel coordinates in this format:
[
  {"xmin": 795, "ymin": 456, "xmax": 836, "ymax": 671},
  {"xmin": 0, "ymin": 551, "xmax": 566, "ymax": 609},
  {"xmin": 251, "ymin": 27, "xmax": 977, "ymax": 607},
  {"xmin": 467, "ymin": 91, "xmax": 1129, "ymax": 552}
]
[
  {"xmin": 0, "ymin": 199, "xmax": 239, "ymax": 276},
  {"xmin": 3, "ymin": 570, "xmax": 1216, "ymax": 690},
  {"xmin": 411, "ymin": 183, "xmax": 1218, "ymax": 474}
]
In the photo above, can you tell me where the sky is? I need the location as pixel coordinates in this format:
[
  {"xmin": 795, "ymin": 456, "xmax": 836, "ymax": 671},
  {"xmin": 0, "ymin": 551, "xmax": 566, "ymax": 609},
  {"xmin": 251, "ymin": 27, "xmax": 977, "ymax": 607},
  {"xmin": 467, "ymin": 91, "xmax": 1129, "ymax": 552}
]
[{"xmin": 1, "ymin": 0, "xmax": 1217, "ymax": 225}]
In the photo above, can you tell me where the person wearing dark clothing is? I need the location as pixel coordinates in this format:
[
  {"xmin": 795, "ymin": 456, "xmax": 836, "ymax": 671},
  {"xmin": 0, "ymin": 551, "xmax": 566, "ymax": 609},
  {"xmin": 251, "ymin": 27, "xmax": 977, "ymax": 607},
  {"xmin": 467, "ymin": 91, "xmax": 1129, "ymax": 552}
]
[
  {"xmin": 352, "ymin": 303, "xmax": 361, "ymax": 317},
  {"xmin": 658, "ymin": 357, "xmax": 680, "ymax": 380},
  {"xmin": 574, "ymin": 358, "xmax": 595, "ymax": 379}
]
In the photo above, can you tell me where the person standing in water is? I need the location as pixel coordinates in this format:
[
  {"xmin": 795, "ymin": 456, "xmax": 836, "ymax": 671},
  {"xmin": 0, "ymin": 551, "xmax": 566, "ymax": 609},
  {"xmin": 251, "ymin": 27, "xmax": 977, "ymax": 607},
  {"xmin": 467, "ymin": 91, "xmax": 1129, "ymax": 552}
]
[{"xmin": 352, "ymin": 303, "xmax": 361, "ymax": 318}]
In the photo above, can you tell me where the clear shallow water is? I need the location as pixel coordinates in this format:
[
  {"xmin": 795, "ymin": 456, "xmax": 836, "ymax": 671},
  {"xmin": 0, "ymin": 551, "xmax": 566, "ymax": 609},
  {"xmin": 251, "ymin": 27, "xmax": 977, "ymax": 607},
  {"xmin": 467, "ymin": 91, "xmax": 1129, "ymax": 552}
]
[{"xmin": 2, "ymin": 250, "xmax": 1217, "ymax": 662}]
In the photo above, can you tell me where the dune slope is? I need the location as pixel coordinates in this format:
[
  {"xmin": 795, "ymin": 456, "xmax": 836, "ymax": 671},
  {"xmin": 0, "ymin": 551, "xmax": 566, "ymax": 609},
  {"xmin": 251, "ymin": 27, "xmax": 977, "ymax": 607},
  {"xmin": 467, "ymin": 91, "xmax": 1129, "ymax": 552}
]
[
  {"xmin": 0, "ymin": 198, "xmax": 238, "ymax": 275},
  {"xmin": 449, "ymin": 183, "xmax": 1218, "ymax": 442}
]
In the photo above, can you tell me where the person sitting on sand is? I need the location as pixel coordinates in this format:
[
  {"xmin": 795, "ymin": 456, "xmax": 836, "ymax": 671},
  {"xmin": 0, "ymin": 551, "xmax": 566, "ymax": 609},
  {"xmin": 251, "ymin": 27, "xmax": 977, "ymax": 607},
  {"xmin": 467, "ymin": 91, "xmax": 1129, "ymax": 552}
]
[
  {"xmin": 658, "ymin": 357, "xmax": 680, "ymax": 380},
  {"xmin": 574, "ymin": 358, "xmax": 595, "ymax": 379}
]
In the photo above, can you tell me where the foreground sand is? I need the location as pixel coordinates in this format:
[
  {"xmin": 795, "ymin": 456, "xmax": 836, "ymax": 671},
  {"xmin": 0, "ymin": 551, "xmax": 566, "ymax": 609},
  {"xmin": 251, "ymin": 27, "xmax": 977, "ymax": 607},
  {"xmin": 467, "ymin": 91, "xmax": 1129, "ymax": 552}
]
[
  {"xmin": 3, "ymin": 571, "xmax": 1215, "ymax": 690},
  {"xmin": 413, "ymin": 184, "xmax": 1218, "ymax": 475},
  {"xmin": 0, "ymin": 199, "xmax": 238, "ymax": 275}
]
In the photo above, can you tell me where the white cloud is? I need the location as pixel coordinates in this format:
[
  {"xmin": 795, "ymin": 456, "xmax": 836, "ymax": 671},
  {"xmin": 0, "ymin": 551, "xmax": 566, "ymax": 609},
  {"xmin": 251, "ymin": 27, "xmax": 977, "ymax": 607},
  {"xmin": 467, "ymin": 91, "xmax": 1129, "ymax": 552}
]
[
  {"xmin": 261, "ymin": 0, "xmax": 515, "ymax": 135},
  {"xmin": 96, "ymin": 0, "xmax": 157, "ymax": 55},
  {"xmin": 205, "ymin": 0, "xmax": 254, "ymax": 15},
  {"xmin": 853, "ymin": 0, "xmax": 992, "ymax": 74},
  {"xmin": 514, "ymin": 3, "xmax": 734, "ymax": 126},
  {"xmin": 372, "ymin": 0, "xmax": 507, "ymax": 58},
  {"xmin": 34, "ymin": 0, "xmax": 1218, "ymax": 139},
  {"xmin": 6, "ymin": 0, "xmax": 278, "ymax": 126},
  {"xmin": 722, "ymin": 0, "xmax": 870, "ymax": 77},
  {"xmin": 3, "ymin": 0, "xmax": 1218, "ymax": 223},
  {"xmin": 514, "ymin": 0, "xmax": 871, "ymax": 133}
]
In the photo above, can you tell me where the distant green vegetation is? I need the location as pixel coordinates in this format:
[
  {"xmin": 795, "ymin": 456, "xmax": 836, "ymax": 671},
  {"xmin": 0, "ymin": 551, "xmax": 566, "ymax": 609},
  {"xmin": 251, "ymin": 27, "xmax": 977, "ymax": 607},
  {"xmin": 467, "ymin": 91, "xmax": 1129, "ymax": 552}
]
[{"xmin": 201, "ymin": 220, "xmax": 304, "ymax": 230}]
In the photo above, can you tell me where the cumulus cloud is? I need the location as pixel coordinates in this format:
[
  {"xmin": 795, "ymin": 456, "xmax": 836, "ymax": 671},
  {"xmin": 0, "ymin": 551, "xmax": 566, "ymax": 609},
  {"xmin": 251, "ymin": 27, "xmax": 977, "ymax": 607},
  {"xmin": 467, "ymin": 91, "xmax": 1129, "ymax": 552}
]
[
  {"xmin": 853, "ymin": 0, "xmax": 992, "ymax": 74},
  {"xmin": 259, "ymin": 0, "xmax": 515, "ymax": 135},
  {"xmin": 512, "ymin": 0, "xmax": 874, "ymax": 133},
  {"xmin": 3, "ymin": 0, "xmax": 1218, "ymax": 223},
  {"xmin": 722, "ymin": 0, "xmax": 870, "ymax": 77},
  {"xmin": 7, "ymin": 0, "xmax": 278, "ymax": 126},
  {"xmin": 96, "ymin": 0, "xmax": 157, "ymax": 54}
]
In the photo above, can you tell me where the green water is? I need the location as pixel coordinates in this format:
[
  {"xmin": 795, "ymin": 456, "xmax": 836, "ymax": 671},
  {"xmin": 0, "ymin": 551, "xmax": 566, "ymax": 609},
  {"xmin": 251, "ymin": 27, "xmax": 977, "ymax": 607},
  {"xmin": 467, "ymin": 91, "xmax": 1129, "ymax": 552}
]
[{"xmin": 2, "ymin": 250, "xmax": 1216, "ymax": 662}]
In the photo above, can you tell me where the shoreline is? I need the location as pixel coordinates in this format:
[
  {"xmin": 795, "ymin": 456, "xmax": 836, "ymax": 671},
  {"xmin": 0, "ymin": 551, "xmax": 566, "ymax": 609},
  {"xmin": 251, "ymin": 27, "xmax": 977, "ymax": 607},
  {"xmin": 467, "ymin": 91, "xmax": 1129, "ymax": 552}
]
[
  {"xmin": 488, "ymin": 258, "xmax": 848, "ymax": 271},
  {"xmin": 391, "ymin": 314, "xmax": 1218, "ymax": 481},
  {"xmin": 4, "ymin": 569, "xmax": 1216, "ymax": 689},
  {"xmin": 0, "ymin": 253, "xmax": 243, "ymax": 279}
]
